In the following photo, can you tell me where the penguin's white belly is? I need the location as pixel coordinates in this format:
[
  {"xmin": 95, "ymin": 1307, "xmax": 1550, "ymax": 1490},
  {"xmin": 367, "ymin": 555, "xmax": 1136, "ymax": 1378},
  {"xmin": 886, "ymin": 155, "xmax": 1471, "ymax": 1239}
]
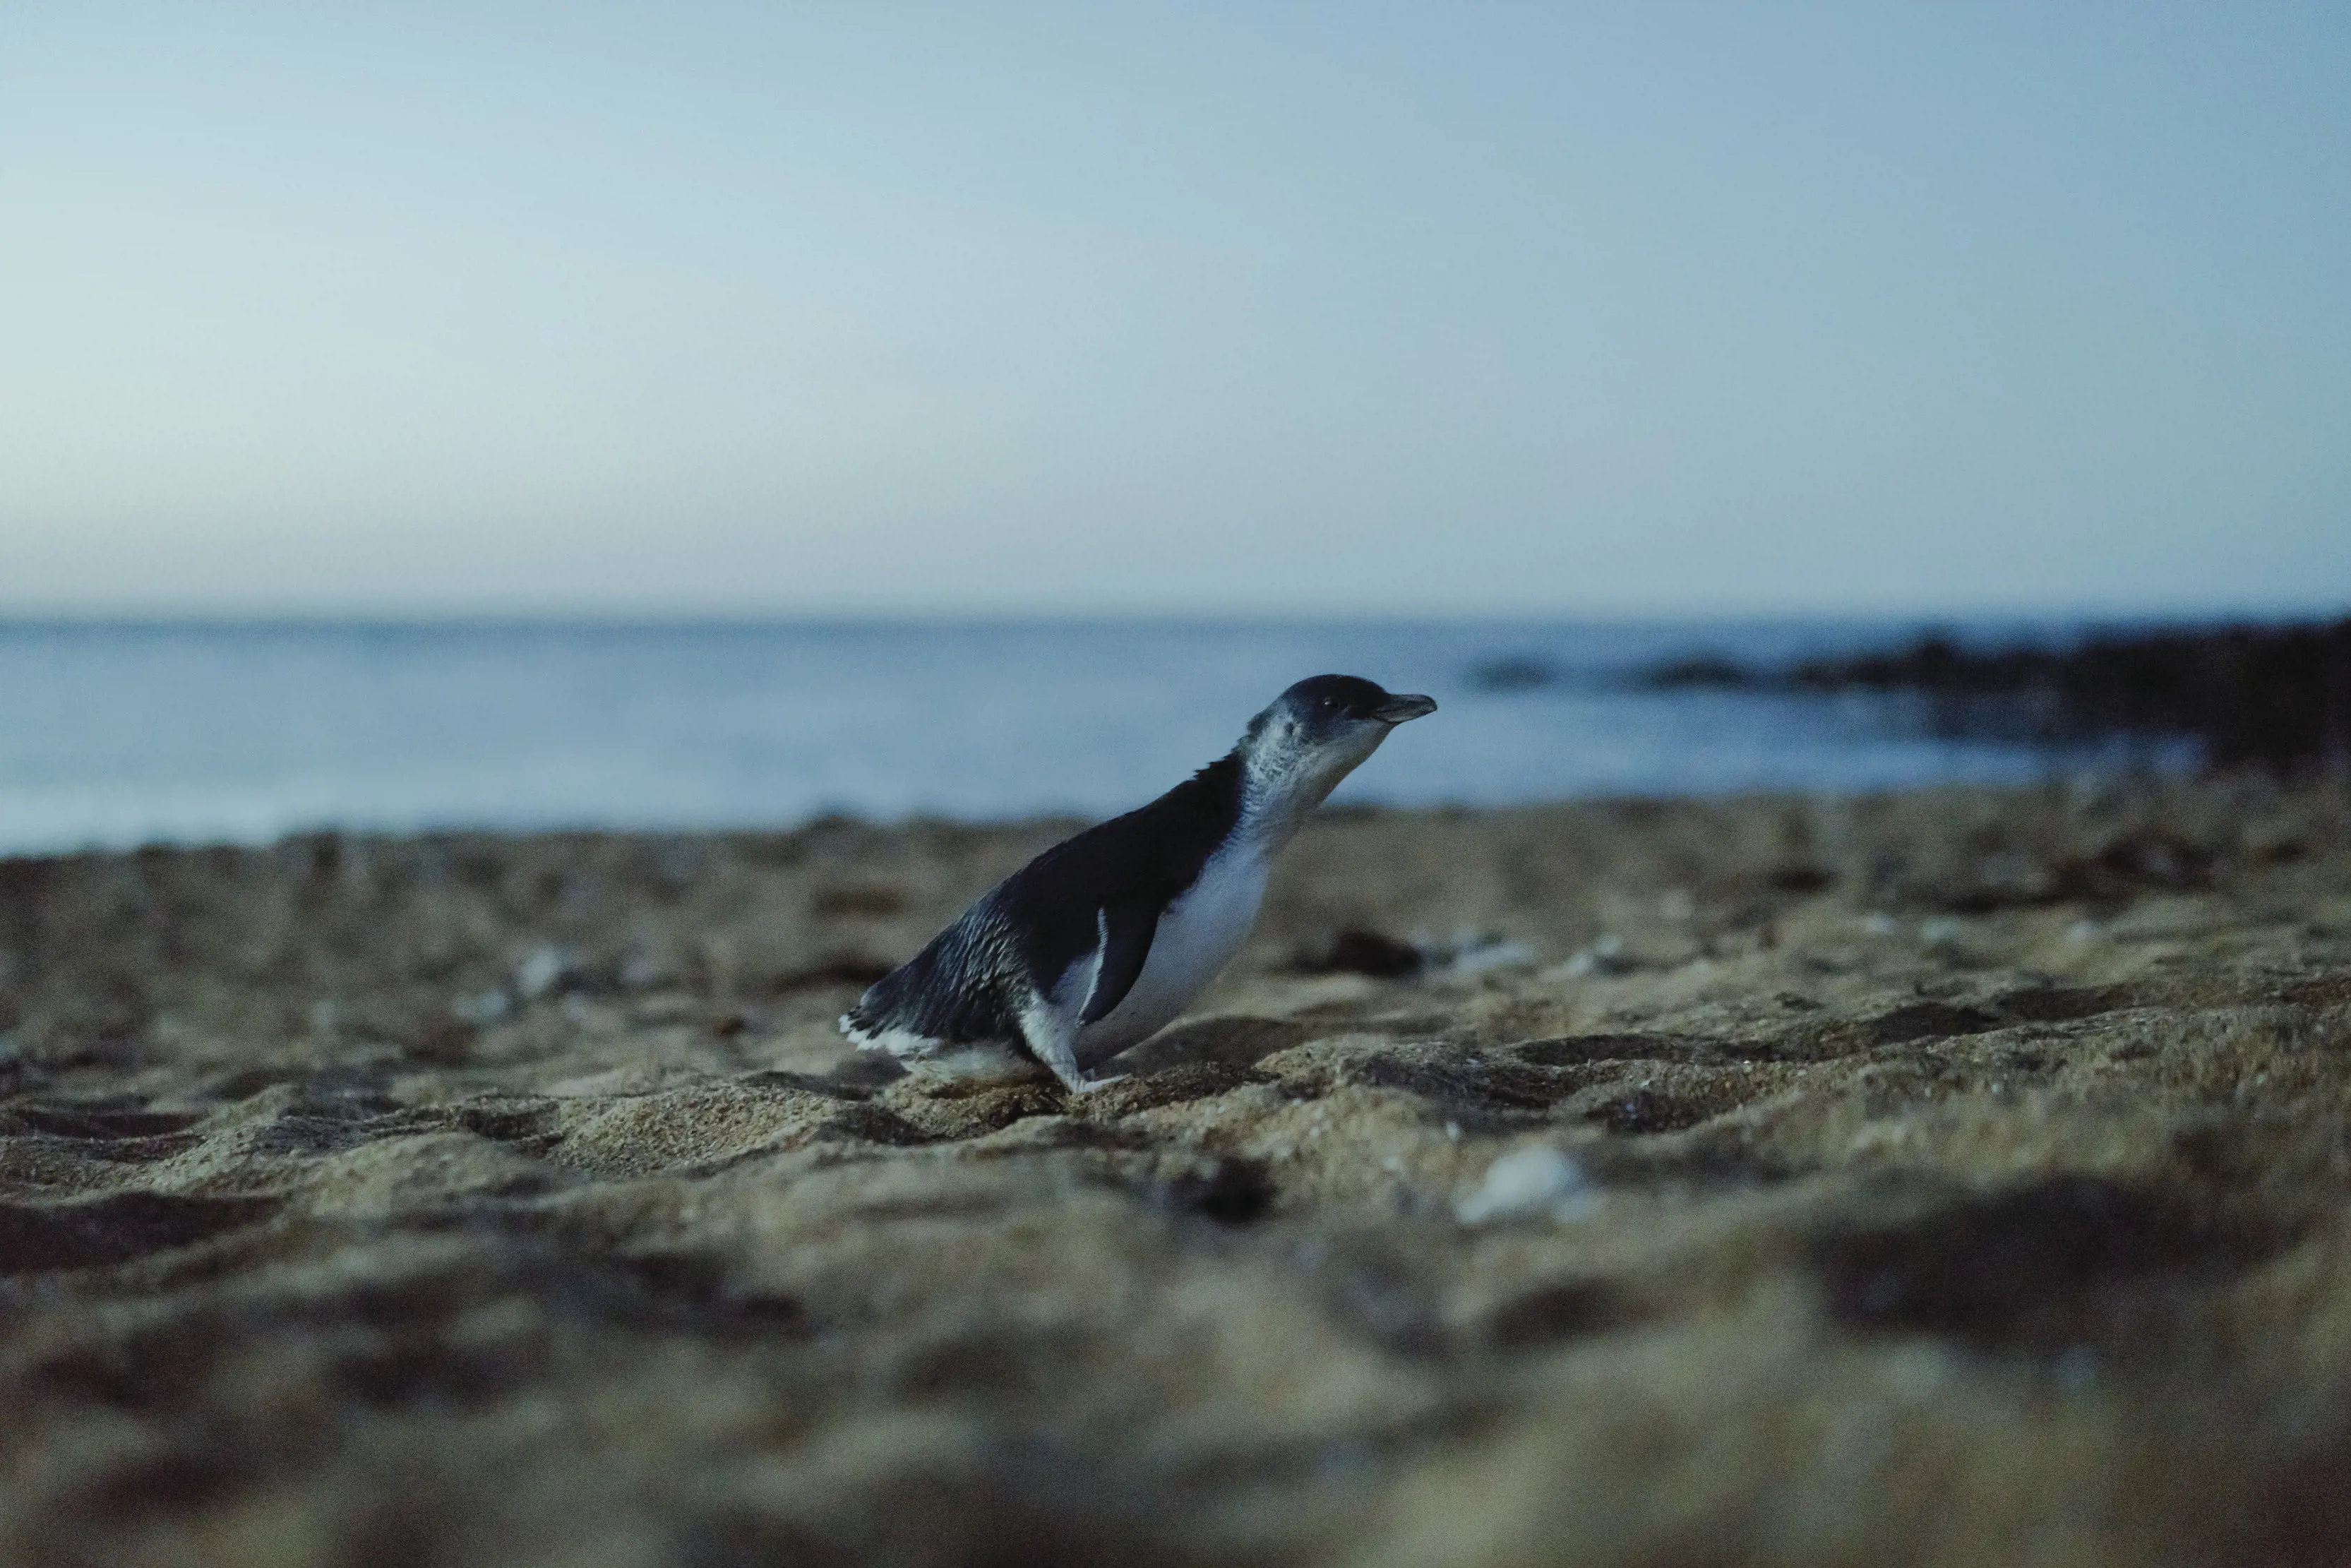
[{"xmin": 1075, "ymin": 842, "xmax": 1269, "ymax": 1062}]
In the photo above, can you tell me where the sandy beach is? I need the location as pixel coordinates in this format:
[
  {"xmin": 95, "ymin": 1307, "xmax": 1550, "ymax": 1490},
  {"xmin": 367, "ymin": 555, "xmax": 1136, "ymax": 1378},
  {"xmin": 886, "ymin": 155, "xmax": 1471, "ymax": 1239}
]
[{"xmin": 4, "ymin": 775, "xmax": 2350, "ymax": 1566}]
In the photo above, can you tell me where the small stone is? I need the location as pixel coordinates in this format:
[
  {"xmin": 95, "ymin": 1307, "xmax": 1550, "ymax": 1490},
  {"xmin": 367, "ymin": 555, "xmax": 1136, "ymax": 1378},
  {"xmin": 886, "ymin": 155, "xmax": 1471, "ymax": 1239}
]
[
  {"xmin": 1440, "ymin": 932, "xmax": 1535, "ymax": 974},
  {"xmin": 618, "ymin": 949, "xmax": 676, "ymax": 991},
  {"xmin": 1555, "ymin": 933, "xmax": 1633, "ymax": 979},
  {"xmin": 1456, "ymin": 1145, "xmax": 1593, "ymax": 1225},
  {"xmin": 1293, "ymin": 927, "xmax": 1423, "ymax": 978},
  {"xmin": 454, "ymin": 988, "xmax": 513, "ymax": 1027},
  {"xmin": 515, "ymin": 945, "xmax": 581, "ymax": 1002},
  {"xmin": 2052, "ymin": 1345, "xmax": 2099, "ymax": 1393}
]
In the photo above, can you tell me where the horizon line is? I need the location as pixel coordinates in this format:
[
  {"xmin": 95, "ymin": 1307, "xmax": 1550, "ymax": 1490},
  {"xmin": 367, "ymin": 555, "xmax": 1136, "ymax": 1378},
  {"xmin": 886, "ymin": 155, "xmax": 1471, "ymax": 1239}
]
[{"xmin": 0, "ymin": 603, "xmax": 2345, "ymax": 633}]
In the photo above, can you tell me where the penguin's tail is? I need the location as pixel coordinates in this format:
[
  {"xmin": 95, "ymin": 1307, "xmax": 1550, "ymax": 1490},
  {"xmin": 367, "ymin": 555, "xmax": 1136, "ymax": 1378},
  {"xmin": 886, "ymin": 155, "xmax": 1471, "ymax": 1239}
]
[
  {"xmin": 839, "ymin": 967, "xmax": 928, "ymax": 1055},
  {"xmin": 839, "ymin": 1015, "xmax": 941, "ymax": 1060},
  {"xmin": 839, "ymin": 918, "xmax": 1017, "ymax": 1055}
]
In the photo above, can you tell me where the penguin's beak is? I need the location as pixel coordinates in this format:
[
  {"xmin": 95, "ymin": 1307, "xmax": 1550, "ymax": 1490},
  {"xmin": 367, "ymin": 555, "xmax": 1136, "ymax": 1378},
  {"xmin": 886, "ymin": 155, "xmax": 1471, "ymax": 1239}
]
[{"xmin": 1372, "ymin": 693, "xmax": 1437, "ymax": 724}]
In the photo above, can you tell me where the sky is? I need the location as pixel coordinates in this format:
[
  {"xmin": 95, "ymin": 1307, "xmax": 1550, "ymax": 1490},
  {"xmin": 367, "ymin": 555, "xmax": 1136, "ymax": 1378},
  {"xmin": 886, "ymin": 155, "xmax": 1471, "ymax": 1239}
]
[{"xmin": 2, "ymin": 3, "xmax": 2347, "ymax": 618}]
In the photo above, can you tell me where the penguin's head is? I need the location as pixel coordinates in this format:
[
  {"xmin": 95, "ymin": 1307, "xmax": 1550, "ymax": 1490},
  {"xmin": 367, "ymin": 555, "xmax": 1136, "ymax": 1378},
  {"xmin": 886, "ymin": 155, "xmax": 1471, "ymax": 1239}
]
[{"xmin": 1240, "ymin": 674, "xmax": 1437, "ymax": 817}]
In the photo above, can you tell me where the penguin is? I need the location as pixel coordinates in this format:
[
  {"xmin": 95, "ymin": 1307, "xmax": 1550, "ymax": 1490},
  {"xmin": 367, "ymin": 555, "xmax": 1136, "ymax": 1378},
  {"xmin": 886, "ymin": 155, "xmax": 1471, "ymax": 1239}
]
[{"xmin": 840, "ymin": 674, "xmax": 1437, "ymax": 1093}]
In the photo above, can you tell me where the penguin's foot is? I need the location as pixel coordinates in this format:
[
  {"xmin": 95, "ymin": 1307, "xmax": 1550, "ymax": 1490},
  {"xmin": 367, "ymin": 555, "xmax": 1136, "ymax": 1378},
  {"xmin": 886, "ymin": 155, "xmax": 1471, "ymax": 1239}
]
[
  {"xmin": 1017, "ymin": 1005, "xmax": 1094, "ymax": 1096},
  {"xmin": 1036, "ymin": 1062, "xmax": 1116, "ymax": 1096},
  {"xmin": 1039, "ymin": 1067, "xmax": 1125, "ymax": 1096}
]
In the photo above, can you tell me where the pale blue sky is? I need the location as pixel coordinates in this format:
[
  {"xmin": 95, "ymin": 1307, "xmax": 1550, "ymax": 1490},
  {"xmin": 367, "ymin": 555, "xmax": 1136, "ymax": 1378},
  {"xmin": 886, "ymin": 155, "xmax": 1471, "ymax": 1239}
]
[{"xmin": 3, "ymin": 4, "xmax": 2347, "ymax": 616}]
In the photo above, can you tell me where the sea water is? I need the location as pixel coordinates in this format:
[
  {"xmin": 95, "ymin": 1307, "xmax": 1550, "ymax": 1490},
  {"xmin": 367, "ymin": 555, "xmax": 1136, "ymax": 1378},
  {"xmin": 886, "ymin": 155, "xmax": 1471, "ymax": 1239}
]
[{"xmin": 0, "ymin": 618, "xmax": 2081, "ymax": 856}]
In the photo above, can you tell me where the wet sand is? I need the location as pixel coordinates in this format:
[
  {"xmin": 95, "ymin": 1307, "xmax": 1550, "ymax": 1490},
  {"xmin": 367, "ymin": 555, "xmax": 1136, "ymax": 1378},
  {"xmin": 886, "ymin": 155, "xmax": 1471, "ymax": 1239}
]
[{"xmin": 3, "ymin": 776, "xmax": 2350, "ymax": 1566}]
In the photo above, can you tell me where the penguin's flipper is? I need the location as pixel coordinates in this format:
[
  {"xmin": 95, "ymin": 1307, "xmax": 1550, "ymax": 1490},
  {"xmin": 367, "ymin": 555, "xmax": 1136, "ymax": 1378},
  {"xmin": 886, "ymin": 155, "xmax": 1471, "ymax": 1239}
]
[{"xmin": 1080, "ymin": 904, "xmax": 1157, "ymax": 1025}]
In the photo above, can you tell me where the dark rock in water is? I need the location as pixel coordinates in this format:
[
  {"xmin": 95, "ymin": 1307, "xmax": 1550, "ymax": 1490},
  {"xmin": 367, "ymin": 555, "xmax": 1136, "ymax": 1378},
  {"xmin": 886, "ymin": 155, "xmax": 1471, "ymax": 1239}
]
[
  {"xmin": 1468, "ymin": 654, "xmax": 1563, "ymax": 692},
  {"xmin": 1639, "ymin": 653, "xmax": 1752, "ymax": 690},
  {"xmin": 1632, "ymin": 618, "xmax": 2351, "ymax": 773},
  {"xmin": 1794, "ymin": 621, "xmax": 2351, "ymax": 771}
]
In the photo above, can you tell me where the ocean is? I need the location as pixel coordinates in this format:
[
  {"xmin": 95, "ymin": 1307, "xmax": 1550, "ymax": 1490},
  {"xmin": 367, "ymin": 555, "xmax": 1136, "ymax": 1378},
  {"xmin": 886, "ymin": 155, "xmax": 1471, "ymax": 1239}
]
[{"xmin": 0, "ymin": 618, "xmax": 2091, "ymax": 856}]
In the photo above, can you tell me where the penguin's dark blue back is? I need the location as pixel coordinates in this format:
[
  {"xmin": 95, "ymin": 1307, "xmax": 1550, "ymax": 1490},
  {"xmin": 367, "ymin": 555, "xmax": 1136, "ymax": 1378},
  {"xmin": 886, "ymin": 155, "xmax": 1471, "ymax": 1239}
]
[
  {"xmin": 995, "ymin": 750, "xmax": 1245, "ymax": 972},
  {"xmin": 845, "ymin": 751, "xmax": 1246, "ymax": 1046}
]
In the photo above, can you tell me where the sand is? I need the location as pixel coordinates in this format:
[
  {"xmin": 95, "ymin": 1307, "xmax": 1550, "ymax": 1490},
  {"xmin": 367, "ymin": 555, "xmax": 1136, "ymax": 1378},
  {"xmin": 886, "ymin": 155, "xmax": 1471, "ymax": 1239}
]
[{"xmin": 3, "ymin": 775, "xmax": 2350, "ymax": 1567}]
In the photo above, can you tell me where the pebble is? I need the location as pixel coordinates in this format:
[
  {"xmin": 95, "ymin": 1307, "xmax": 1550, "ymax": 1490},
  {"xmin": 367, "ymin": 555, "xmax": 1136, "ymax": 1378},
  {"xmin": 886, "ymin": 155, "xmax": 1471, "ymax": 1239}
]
[
  {"xmin": 454, "ymin": 988, "xmax": 513, "ymax": 1026},
  {"xmin": 515, "ymin": 945, "xmax": 581, "ymax": 1002},
  {"xmin": 2052, "ymin": 1345, "xmax": 2099, "ymax": 1393},
  {"xmin": 1441, "ymin": 933, "xmax": 1536, "ymax": 974},
  {"xmin": 1555, "ymin": 934, "xmax": 1634, "ymax": 979},
  {"xmin": 1455, "ymin": 1146, "xmax": 1593, "ymax": 1225}
]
